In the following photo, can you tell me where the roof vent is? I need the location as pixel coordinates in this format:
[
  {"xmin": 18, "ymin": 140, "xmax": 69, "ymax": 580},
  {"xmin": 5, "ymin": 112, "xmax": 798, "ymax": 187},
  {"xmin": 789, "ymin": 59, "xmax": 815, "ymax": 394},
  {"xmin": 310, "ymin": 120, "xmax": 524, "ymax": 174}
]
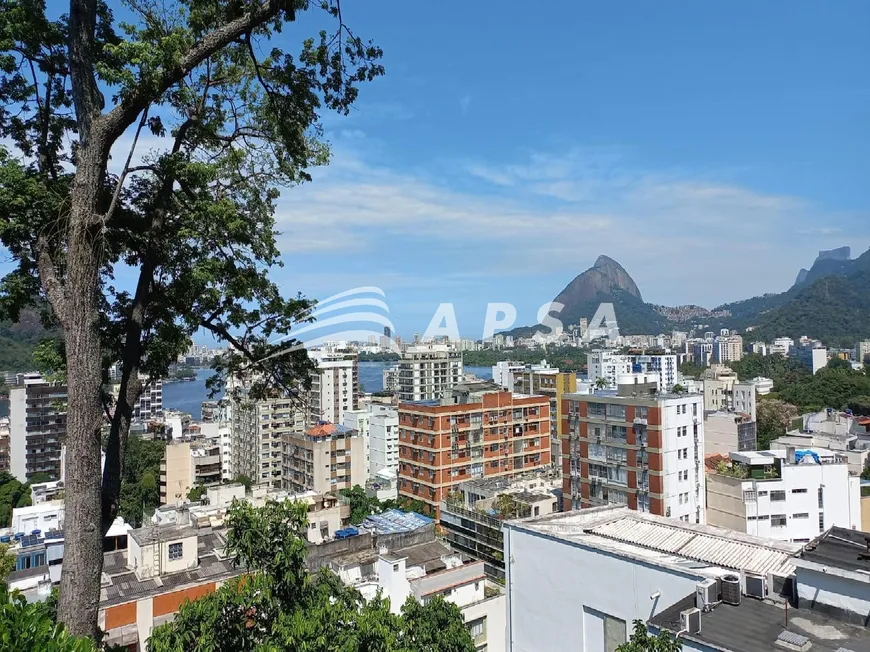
[{"xmin": 775, "ymin": 630, "xmax": 811, "ymax": 652}]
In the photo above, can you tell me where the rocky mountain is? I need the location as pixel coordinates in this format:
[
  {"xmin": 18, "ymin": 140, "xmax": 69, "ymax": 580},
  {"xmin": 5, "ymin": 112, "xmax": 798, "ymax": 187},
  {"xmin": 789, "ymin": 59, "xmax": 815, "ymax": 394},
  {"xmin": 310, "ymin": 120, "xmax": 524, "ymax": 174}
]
[
  {"xmin": 792, "ymin": 246, "xmax": 860, "ymax": 289},
  {"xmin": 549, "ymin": 255, "xmax": 671, "ymax": 335}
]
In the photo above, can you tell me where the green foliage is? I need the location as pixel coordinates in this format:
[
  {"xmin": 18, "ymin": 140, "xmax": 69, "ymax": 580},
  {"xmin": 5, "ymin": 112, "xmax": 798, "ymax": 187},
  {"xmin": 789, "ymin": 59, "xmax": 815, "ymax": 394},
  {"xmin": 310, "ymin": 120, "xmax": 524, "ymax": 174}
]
[
  {"xmin": 678, "ymin": 362, "xmax": 706, "ymax": 379},
  {"xmin": 232, "ymin": 475, "xmax": 252, "ymax": 493},
  {"xmin": 728, "ymin": 353, "xmax": 809, "ymax": 386},
  {"xmin": 28, "ymin": 472, "xmax": 54, "ymax": 484},
  {"xmin": 339, "ymin": 485, "xmax": 380, "ymax": 525},
  {"xmin": 616, "ymin": 621, "xmax": 682, "ymax": 652},
  {"xmin": 187, "ymin": 484, "xmax": 207, "ymax": 502},
  {"xmin": 846, "ymin": 395, "xmax": 870, "ymax": 417},
  {"xmin": 0, "ymin": 543, "xmax": 15, "ymax": 580},
  {"xmin": 148, "ymin": 500, "xmax": 474, "ymax": 652},
  {"xmin": 118, "ymin": 437, "xmax": 165, "ymax": 527},
  {"xmin": 339, "ymin": 485, "xmax": 428, "ymax": 524},
  {"xmin": 358, "ymin": 352, "xmax": 400, "ymax": 362},
  {"xmin": 170, "ymin": 365, "xmax": 197, "ymax": 380},
  {"xmin": 0, "ymin": 472, "xmax": 31, "ymax": 527},
  {"xmin": 756, "ymin": 398, "xmax": 800, "ymax": 450},
  {"xmin": 0, "ymin": 587, "xmax": 96, "ymax": 651},
  {"xmin": 775, "ymin": 366, "xmax": 870, "ymax": 414}
]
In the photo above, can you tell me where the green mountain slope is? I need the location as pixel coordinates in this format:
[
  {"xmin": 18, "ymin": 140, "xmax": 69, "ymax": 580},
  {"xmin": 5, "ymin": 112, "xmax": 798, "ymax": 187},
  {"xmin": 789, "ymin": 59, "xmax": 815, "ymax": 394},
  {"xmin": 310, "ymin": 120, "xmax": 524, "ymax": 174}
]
[{"xmin": 750, "ymin": 269, "xmax": 870, "ymax": 347}]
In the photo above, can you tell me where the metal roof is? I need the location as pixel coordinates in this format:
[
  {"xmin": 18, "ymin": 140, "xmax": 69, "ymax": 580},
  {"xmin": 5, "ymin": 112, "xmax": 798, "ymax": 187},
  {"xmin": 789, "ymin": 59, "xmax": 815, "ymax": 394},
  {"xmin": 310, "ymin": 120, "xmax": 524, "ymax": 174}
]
[
  {"xmin": 589, "ymin": 515, "xmax": 797, "ymax": 577},
  {"xmin": 361, "ymin": 509, "xmax": 433, "ymax": 535}
]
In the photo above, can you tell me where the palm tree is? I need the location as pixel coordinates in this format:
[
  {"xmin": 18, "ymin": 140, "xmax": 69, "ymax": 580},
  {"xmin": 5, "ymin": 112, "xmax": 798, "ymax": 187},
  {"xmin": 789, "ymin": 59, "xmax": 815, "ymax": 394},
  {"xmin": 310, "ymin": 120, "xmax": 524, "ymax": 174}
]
[{"xmin": 594, "ymin": 378, "xmax": 609, "ymax": 390}]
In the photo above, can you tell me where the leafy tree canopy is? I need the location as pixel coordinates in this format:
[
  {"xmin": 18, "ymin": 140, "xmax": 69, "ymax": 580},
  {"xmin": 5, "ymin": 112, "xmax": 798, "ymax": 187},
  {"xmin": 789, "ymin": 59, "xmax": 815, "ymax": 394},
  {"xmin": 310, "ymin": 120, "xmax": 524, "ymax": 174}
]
[
  {"xmin": 148, "ymin": 499, "xmax": 475, "ymax": 652},
  {"xmin": 616, "ymin": 621, "xmax": 682, "ymax": 652}
]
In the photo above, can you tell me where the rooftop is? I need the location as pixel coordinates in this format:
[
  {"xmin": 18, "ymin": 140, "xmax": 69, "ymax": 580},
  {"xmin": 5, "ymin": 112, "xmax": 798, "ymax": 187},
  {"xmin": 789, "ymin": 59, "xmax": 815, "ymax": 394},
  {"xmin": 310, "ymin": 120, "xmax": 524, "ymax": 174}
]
[
  {"xmin": 306, "ymin": 421, "xmax": 355, "ymax": 437},
  {"xmin": 128, "ymin": 524, "xmax": 198, "ymax": 547},
  {"xmin": 651, "ymin": 593, "xmax": 870, "ymax": 652},
  {"xmin": 360, "ymin": 509, "xmax": 433, "ymax": 535},
  {"xmin": 506, "ymin": 506, "xmax": 803, "ymax": 578},
  {"xmin": 796, "ymin": 526, "xmax": 870, "ymax": 574}
]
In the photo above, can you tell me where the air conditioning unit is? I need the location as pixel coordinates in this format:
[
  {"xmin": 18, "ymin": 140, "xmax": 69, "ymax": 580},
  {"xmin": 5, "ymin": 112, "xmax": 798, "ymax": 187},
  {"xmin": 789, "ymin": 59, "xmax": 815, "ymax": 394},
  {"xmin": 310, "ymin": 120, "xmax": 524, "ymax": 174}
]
[
  {"xmin": 680, "ymin": 608, "xmax": 702, "ymax": 634},
  {"xmin": 696, "ymin": 578, "xmax": 718, "ymax": 611},
  {"xmin": 745, "ymin": 574, "xmax": 766, "ymax": 599}
]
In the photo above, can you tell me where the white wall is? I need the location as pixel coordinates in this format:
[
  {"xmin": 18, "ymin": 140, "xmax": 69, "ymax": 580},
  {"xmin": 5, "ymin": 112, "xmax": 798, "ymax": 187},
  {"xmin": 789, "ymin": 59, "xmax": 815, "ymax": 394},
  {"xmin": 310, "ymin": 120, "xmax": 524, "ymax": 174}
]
[
  {"xmin": 369, "ymin": 410, "xmax": 399, "ymax": 477},
  {"xmin": 9, "ymin": 387, "xmax": 27, "ymax": 481},
  {"xmin": 741, "ymin": 462, "xmax": 859, "ymax": 542},
  {"xmin": 463, "ymin": 594, "xmax": 506, "ymax": 652},
  {"xmin": 796, "ymin": 564, "xmax": 870, "ymax": 622},
  {"xmin": 661, "ymin": 397, "xmax": 705, "ymax": 524},
  {"xmin": 12, "ymin": 500, "xmax": 65, "ymax": 533},
  {"xmin": 505, "ymin": 526, "xmax": 704, "ymax": 652}
]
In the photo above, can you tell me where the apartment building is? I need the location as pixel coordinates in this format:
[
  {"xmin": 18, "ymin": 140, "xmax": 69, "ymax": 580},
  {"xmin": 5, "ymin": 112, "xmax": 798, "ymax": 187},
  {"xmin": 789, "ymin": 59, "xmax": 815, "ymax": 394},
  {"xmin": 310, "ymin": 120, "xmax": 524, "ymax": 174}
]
[
  {"xmin": 514, "ymin": 367, "xmax": 576, "ymax": 471},
  {"xmin": 706, "ymin": 448, "xmax": 860, "ymax": 542},
  {"xmin": 769, "ymin": 336, "xmax": 794, "ymax": 356},
  {"xmin": 159, "ymin": 440, "xmax": 222, "ymax": 506},
  {"xmin": 713, "ymin": 334, "xmax": 744, "ymax": 363},
  {"xmin": 630, "ymin": 354, "xmax": 679, "ymax": 391},
  {"xmin": 369, "ymin": 405, "xmax": 399, "ymax": 477},
  {"xmin": 282, "ymin": 422, "xmax": 366, "ymax": 494},
  {"xmin": 134, "ymin": 380, "xmax": 163, "ymax": 421},
  {"xmin": 397, "ymin": 381, "xmax": 551, "ymax": 517},
  {"xmin": 857, "ymin": 339, "xmax": 870, "ymax": 364},
  {"xmin": 396, "ymin": 343, "xmax": 463, "ymax": 401},
  {"xmin": 792, "ymin": 343, "xmax": 828, "ymax": 374},
  {"xmin": 562, "ymin": 385, "xmax": 706, "ymax": 523},
  {"xmin": 587, "ymin": 350, "xmax": 633, "ymax": 389},
  {"xmin": 491, "ymin": 361, "xmax": 525, "ymax": 391},
  {"xmin": 229, "ymin": 395, "xmax": 304, "ymax": 488},
  {"xmin": 439, "ymin": 472, "xmax": 560, "ymax": 580},
  {"xmin": 8, "ymin": 375, "xmax": 67, "ymax": 482},
  {"xmin": 308, "ymin": 348, "xmax": 359, "ymax": 425},
  {"xmin": 703, "ymin": 411, "xmax": 756, "ymax": 454}
]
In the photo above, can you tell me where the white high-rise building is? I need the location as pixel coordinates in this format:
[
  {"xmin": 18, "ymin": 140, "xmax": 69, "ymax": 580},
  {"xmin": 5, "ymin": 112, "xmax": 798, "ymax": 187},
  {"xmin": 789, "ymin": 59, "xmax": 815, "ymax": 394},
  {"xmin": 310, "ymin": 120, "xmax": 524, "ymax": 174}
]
[
  {"xmin": 308, "ymin": 348, "xmax": 359, "ymax": 425},
  {"xmin": 368, "ymin": 404, "xmax": 399, "ymax": 477},
  {"xmin": 714, "ymin": 334, "xmax": 744, "ymax": 363},
  {"xmin": 857, "ymin": 340, "xmax": 870, "ymax": 364},
  {"xmin": 707, "ymin": 448, "xmax": 861, "ymax": 542},
  {"xmin": 587, "ymin": 350, "xmax": 633, "ymax": 389},
  {"xmin": 630, "ymin": 354, "xmax": 679, "ymax": 391},
  {"xmin": 492, "ymin": 361, "xmax": 525, "ymax": 391},
  {"xmin": 133, "ymin": 379, "xmax": 163, "ymax": 421},
  {"xmin": 770, "ymin": 337, "xmax": 794, "ymax": 356},
  {"xmin": 396, "ymin": 343, "xmax": 463, "ymax": 402}
]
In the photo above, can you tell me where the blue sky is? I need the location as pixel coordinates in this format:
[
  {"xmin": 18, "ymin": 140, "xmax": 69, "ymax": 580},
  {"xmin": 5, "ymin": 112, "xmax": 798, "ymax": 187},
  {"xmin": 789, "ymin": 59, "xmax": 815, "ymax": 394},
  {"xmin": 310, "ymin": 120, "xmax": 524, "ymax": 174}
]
[
  {"xmin": 269, "ymin": 0, "xmax": 870, "ymax": 337},
  {"xmin": 5, "ymin": 1, "xmax": 870, "ymax": 342}
]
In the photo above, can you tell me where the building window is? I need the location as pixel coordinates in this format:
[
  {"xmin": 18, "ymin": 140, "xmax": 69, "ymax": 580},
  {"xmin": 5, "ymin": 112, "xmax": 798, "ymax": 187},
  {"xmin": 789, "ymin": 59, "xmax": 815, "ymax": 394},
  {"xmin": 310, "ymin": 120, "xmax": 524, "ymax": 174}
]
[
  {"xmin": 819, "ymin": 513, "xmax": 825, "ymax": 532},
  {"xmin": 818, "ymin": 487, "xmax": 824, "ymax": 508},
  {"xmin": 467, "ymin": 616, "xmax": 486, "ymax": 641},
  {"xmin": 792, "ymin": 513, "xmax": 809, "ymax": 519},
  {"xmin": 743, "ymin": 490, "xmax": 757, "ymax": 502},
  {"xmin": 758, "ymin": 491, "xmax": 768, "ymax": 497},
  {"xmin": 770, "ymin": 490, "xmax": 786, "ymax": 502},
  {"xmin": 168, "ymin": 542, "xmax": 183, "ymax": 561},
  {"xmin": 791, "ymin": 488, "xmax": 807, "ymax": 494},
  {"xmin": 771, "ymin": 515, "xmax": 787, "ymax": 527}
]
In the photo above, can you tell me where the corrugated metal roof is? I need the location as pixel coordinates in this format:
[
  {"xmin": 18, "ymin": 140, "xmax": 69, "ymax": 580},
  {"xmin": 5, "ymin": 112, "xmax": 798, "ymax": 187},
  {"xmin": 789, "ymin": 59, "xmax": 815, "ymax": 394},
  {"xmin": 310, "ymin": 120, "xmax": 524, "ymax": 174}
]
[{"xmin": 589, "ymin": 516, "xmax": 795, "ymax": 576}]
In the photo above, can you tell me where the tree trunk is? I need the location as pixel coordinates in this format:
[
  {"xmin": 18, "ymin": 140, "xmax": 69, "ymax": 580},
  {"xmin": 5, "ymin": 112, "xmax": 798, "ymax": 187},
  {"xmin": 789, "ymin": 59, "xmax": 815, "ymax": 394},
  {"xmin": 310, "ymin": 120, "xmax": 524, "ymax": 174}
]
[{"xmin": 57, "ymin": 142, "xmax": 109, "ymax": 639}]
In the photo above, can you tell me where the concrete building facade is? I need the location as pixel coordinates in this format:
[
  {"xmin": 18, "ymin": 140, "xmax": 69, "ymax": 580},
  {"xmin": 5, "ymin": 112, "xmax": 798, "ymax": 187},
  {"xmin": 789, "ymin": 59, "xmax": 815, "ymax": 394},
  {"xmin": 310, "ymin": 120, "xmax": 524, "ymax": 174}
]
[
  {"xmin": 396, "ymin": 343, "xmax": 463, "ymax": 402},
  {"xmin": 706, "ymin": 448, "xmax": 860, "ymax": 542},
  {"xmin": 587, "ymin": 350, "xmax": 633, "ymax": 390},
  {"xmin": 563, "ymin": 387, "xmax": 706, "ymax": 524},
  {"xmin": 282, "ymin": 422, "xmax": 366, "ymax": 495},
  {"xmin": 308, "ymin": 348, "xmax": 359, "ymax": 426},
  {"xmin": 8, "ymin": 376, "xmax": 67, "ymax": 482},
  {"xmin": 398, "ymin": 382, "xmax": 551, "ymax": 517}
]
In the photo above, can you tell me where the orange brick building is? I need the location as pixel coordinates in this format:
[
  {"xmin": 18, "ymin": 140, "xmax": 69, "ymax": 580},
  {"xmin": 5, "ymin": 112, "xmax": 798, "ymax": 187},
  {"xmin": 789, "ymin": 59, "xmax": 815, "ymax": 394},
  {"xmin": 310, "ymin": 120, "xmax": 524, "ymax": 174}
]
[{"xmin": 398, "ymin": 382, "xmax": 551, "ymax": 517}]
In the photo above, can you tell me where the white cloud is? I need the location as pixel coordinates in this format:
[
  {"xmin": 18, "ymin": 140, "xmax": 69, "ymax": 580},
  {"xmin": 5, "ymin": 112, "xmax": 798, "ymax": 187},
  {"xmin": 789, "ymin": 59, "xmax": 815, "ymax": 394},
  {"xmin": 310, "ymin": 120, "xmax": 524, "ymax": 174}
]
[{"xmin": 271, "ymin": 144, "xmax": 859, "ymax": 306}]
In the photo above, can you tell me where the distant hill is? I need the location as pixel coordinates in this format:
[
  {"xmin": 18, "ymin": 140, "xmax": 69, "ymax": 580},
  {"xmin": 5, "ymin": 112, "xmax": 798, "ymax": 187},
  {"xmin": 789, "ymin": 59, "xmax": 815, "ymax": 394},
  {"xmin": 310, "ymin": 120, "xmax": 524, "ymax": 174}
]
[
  {"xmin": 751, "ymin": 268, "xmax": 870, "ymax": 347},
  {"xmin": 0, "ymin": 309, "xmax": 51, "ymax": 373}
]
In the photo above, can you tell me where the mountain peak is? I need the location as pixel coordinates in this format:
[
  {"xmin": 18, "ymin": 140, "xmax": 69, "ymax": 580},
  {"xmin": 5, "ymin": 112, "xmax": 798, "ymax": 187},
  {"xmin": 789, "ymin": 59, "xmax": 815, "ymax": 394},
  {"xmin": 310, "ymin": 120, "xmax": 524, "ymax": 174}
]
[
  {"xmin": 593, "ymin": 254, "xmax": 622, "ymax": 269},
  {"xmin": 552, "ymin": 255, "xmax": 646, "ymax": 327}
]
